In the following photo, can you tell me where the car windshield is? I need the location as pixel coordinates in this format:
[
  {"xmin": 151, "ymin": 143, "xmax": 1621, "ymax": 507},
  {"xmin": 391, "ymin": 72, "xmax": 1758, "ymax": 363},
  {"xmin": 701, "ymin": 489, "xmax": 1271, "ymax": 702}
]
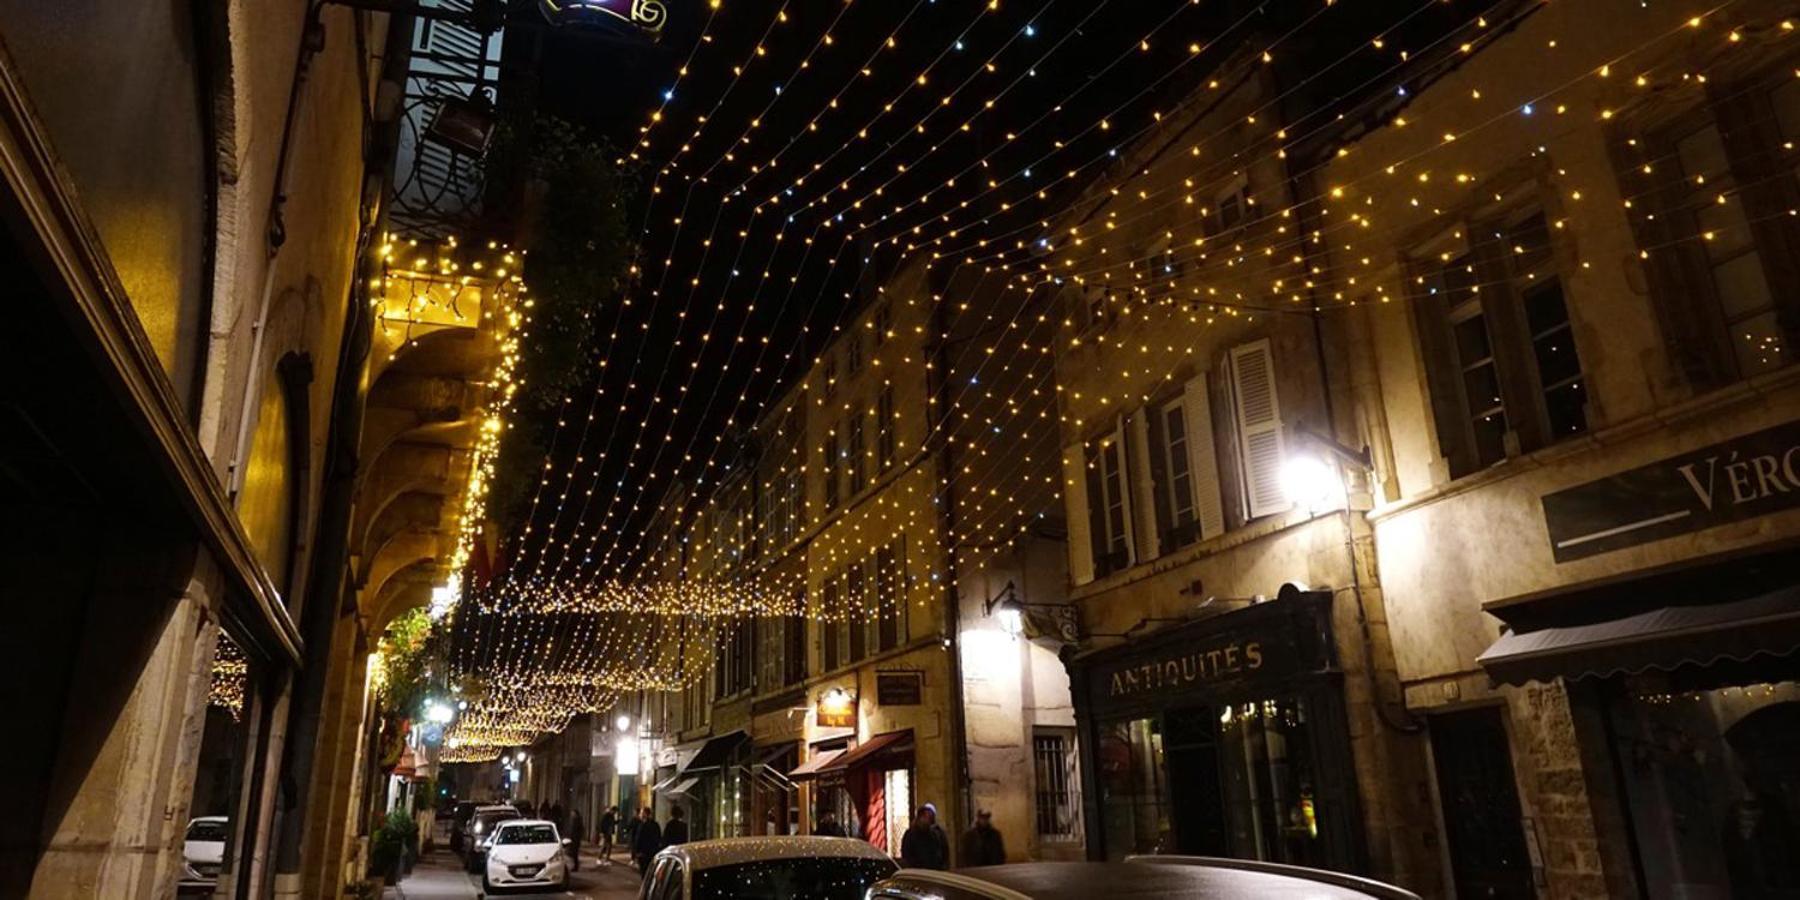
[
  {"xmin": 496, "ymin": 824, "xmax": 558, "ymax": 846},
  {"xmin": 474, "ymin": 813, "xmax": 519, "ymax": 831},
  {"xmin": 186, "ymin": 820, "xmax": 228, "ymax": 842},
  {"xmin": 691, "ymin": 856, "xmax": 897, "ymax": 900}
]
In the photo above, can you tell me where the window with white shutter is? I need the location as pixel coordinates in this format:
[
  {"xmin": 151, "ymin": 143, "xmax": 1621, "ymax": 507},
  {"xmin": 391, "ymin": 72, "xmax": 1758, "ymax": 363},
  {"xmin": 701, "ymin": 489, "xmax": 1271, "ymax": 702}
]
[
  {"xmin": 1228, "ymin": 339, "xmax": 1286, "ymax": 519},
  {"xmin": 1085, "ymin": 416, "xmax": 1135, "ymax": 577}
]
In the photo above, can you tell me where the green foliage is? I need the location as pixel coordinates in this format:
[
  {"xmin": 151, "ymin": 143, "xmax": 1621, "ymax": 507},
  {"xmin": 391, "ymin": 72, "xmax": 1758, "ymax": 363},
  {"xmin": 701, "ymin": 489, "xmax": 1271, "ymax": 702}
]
[
  {"xmin": 480, "ymin": 111, "xmax": 636, "ymax": 533},
  {"xmin": 374, "ymin": 607, "xmax": 438, "ymax": 720},
  {"xmin": 369, "ymin": 808, "xmax": 417, "ymax": 877},
  {"xmin": 412, "ymin": 777, "xmax": 436, "ymax": 813}
]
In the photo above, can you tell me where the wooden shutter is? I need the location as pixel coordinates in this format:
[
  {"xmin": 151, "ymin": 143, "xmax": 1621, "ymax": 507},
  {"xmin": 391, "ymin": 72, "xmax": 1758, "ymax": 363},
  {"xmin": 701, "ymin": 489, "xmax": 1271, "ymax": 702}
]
[
  {"xmin": 1229, "ymin": 340, "xmax": 1287, "ymax": 518},
  {"xmin": 1062, "ymin": 443, "xmax": 1095, "ymax": 585},
  {"xmin": 1182, "ymin": 373, "xmax": 1227, "ymax": 539},
  {"xmin": 1129, "ymin": 409, "xmax": 1159, "ymax": 560}
]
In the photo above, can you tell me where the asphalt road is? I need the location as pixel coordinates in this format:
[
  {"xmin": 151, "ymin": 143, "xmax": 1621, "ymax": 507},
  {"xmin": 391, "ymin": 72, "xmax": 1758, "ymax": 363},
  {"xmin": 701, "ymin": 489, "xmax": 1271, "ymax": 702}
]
[{"xmin": 390, "ymin": 849, "xmax": 644, "ymax": 900}]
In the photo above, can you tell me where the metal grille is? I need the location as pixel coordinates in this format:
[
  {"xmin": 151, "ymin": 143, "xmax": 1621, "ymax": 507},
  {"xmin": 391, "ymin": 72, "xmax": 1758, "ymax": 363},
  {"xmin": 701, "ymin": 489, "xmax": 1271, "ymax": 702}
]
[{"xmin": 1033, "ymin": 732, "xmax": 1080, "ymax": 839}]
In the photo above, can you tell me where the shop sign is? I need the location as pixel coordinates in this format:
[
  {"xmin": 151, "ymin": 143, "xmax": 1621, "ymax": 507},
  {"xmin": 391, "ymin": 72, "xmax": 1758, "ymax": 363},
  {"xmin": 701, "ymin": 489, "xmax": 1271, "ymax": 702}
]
[
  {"xmin": 1541, "ymin": 419, "xmax": 1800, "ymax": 562},
  {"xmin": 1101, "ymin": 638, "xmax": 1276, "ymax": 700},
  {"xmin": 816, "ymin": 687, "xmax": 857, "ymax": 728},
  {"xmin": 538, "ymin": 0, "xmax": 667, "ymax": 35},
  {"xmin": 876, "ymin": 671, "xmax": 923, "ymax": 706}
]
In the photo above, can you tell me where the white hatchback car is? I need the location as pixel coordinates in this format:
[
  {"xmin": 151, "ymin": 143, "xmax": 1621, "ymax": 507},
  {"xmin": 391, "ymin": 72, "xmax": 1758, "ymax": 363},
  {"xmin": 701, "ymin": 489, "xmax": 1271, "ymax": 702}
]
[
  {"xmin": 638, "ymin": 836, "xmax": 898, "ymax": 900},
  {"xmin": 483, "ymin": 819, "xmax": 571, "ymax": 893},
  {"xmin": 179, "ymin": 816, "xmax": 229, "ymax": 891}
]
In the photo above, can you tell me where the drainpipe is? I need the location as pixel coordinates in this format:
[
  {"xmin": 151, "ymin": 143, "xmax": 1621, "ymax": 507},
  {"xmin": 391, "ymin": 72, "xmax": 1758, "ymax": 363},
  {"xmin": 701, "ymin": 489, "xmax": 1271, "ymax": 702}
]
[
  {"xmin": 928, "ymin": 276, "xmax": 975, "ymax": 854},
  {"xmin": 226, "ymin": 1, "xmax": 328, "ymax": 497}
]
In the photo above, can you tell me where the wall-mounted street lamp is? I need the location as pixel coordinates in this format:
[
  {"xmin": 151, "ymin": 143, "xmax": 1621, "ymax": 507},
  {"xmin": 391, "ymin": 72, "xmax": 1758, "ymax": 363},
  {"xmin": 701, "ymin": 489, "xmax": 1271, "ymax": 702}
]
[
  {"xmin": 615, "ymin": 714, "xmax": 632, "ymax": 733},
  {"xmin": 982, "ymin": 581, "xmax": 1078, "ymax": 642},
  {"xmin": 1283, "ymin": 424, "xmax": 1375, "ymax": 513}
]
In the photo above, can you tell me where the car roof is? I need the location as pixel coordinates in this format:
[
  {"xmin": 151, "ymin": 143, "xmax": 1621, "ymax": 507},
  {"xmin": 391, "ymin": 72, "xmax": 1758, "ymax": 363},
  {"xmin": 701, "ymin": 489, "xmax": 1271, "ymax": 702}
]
[
  {"xmin": 658, "ymin": 836, "xmax": 895, "ymax": 870},
  {"xmin": 877, "ymin": 861, "xmax": 1416, "ymax": 899},
  {"xmin": 494, "ymin": 819, "xmax": 557, "ymax": 829},
  {"xmin": 475, "ymin": 804, "xmax": 517, "ymax": 813},
  {"xmin": 188, "ymin": 816, "xmax": 228, "ymax": 825}
]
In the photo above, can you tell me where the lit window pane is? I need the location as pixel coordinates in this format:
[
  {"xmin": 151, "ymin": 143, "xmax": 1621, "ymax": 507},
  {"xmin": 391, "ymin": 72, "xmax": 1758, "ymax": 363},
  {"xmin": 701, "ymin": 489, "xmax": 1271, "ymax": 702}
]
[
  {"xmin": 1676, "ymin": 124, "xmax": 1731, "ymax": 181},
  {"xmin": 1712, "ymin": 252, "xmax": 1775, "ymax": 321}
]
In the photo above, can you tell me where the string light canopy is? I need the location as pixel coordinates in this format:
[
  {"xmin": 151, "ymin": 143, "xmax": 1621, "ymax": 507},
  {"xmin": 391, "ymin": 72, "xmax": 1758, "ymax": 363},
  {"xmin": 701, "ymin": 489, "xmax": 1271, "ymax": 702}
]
[{"xmin": 437, "ymin": 0, "xmax": 1800, "ymax": 753}]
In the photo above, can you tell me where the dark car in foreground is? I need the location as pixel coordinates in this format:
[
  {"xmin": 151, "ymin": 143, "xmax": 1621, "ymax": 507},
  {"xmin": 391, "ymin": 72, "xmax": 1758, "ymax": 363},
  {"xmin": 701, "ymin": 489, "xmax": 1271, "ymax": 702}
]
[{"xmin": 868, "ymin": 856, "xmax": 1420, "ymax": 899}]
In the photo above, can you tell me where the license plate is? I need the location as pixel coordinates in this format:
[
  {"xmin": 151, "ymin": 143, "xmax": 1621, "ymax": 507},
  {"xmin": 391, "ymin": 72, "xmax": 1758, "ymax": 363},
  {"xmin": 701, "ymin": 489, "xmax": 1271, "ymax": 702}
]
[{"xmin": 509, "ymin": 865, "xmax": 543, "ymax": 878}]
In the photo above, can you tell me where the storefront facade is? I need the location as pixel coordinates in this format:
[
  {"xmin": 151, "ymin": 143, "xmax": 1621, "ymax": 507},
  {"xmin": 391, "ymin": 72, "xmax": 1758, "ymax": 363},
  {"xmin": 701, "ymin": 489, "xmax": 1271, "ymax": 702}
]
[{"xmin": 1068, "ymin": 590, "xmax": 1366, "ymax": 870}]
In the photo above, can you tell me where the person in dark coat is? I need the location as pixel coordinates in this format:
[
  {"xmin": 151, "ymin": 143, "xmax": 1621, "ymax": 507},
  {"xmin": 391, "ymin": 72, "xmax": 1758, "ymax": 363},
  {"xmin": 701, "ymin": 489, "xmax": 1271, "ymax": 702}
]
[
  {"xmin": 900, "ymin": 805, "xmax": 949, "ymax": 870},
  {"xmin": 631, "ymin": 807, "xmax": 662, "ymax": 874},
  {"xmin": 565, "ymin": 810, "xmax": 585, "ymax": 871},
  {"xmin": 959, "ymin": 810, "xmax": 1006, "ymax": 866},
  {"xmin": 662, "ymin": 806, "xmax": 690, "ymax": 846},
  {"xmin": 814, "ymin": 811, "xmax": 846, "ymax": 837},
  {"xmin": 597, "ymin": 806, "xmax": 618, "ymax": 863}
]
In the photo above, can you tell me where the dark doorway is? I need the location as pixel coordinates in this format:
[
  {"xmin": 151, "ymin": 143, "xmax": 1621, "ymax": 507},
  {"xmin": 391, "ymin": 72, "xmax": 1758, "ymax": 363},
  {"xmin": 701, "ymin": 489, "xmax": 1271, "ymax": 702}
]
[
  {"xmin": 1431, "ymin": 707, "xmax": 1535, "ymax": 899},
  {"xmin": 1164, "ymin": 706, "xmax": 1228, "ymax": 856}
]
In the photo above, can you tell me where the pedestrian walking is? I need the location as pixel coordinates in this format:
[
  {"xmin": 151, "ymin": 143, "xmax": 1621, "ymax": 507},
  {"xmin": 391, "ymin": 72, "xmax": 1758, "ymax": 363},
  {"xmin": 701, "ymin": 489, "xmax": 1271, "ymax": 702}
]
[
  {"xmin": 663, "ymin": 805, "xmax": 690, "ymax": 846},
  {"xmin": 959, "ymin": 809, "xmax": 1006, "ymax": 866},
  {"xmin": 597, "ymin": 805, "xmax": 618, "ymax": 863},
  {"xmin": 566, "ymin": 810, "xmax": 585, "ymax": 871},
  {"xmin": 814, "ymin": 811, "xmax": 846, "ymax": 837},
  {"xmin": 631, "ymin": 807, "xmax": 662, "ymax": 874},
  {"xmin": 900, "ymin": 805, "xmax": 949, "ymax": 870}
]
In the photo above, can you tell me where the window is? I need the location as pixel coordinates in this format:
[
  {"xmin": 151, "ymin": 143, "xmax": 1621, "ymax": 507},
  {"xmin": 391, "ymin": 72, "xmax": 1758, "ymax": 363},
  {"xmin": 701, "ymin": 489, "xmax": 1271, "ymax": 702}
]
[
  {"xmin": 875, "ymin": 542, "xmax": 904, "ymax": 651},
  {"xmin": 1033, "ymin": 730, "xmax": 1081, "ymax": 840},
  {"xmin": 846, "ymin": 332, "xmax": 864, "ymax": 376},
  {"xmin": 1083, "ymin": 425, "xmax": 1131, "ymax": 577},
  {"xmin": 715, "ymin": 619, "xmax": 752, "ymax": 697},
  {"xmin": 846, "ymin": 563, "xmax": 868, "ymax": 663},
  {"xmin": 821, "ymin": 579, "xmax": 842, "ymax": 672},
  {"xmin": 1145, "ymin": 375, "xmax": 1223, "ymax": 554},
  {"xmin": 877, "ymin": 385, "xmax": 897, "ymax": 471},
  {"xmin": 822, "ymin": 432, "xmax": 840, "ymax": 511},
  {"xmin": 1158, "ymin": 400, "xmax": 1197, "ymax": 540},
  {"xmin": 847, "ymin": 413, "xmax": 866, "ymax": 495},
  {"xmin": 1208, "ymin": 176, "xmax": 1250, "ymax": 236},
  {"xmin": 1227, "ymin": 340, "xmax": 1286, "ymax": 518},
  {"xmin": 873, "ymin": 303, "xmax": 891, "ymax": 346},
  {"xmin": 1625, "ymin": 70, "xmax": 1800, "ymax": 388},
  {"xmin": 822, "ymin": 358, "xmax": 837, "ymax": 400},
  {"xmin": 784, "ymin": 608, "xmax": 807, "ymax": 685},
  {"xmin": 1413, "ymin": 207, "xmax": 1588, "ymax": 478}
]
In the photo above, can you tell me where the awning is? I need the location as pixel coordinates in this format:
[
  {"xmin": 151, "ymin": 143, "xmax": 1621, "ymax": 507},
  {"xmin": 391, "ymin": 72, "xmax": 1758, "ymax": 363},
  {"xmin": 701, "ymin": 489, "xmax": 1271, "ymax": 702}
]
[
  {"xmin": 1479, "ymin": 583, "xmax": 1800, "ymax": 687},
  {"xmin": 682, "ymin": 730, "xmax": 749, "ymax": 773},
  {"xmin": 663, "ymin": 776, "xmax": 701, "ymax": 797},
  {"xmin": 815, "ymin": 730, "xmax": 913, "ymax": 776},
  {"xmin": 650, "ymin": 772, "xmax": 681, "ymax": 793},
  {"xmin": 747, "ymin": 743, "xmax": 799, "ymax": 792},
  {"xmin": 784, "ymin": 748, "xmax": 844, "ymax": 781}
]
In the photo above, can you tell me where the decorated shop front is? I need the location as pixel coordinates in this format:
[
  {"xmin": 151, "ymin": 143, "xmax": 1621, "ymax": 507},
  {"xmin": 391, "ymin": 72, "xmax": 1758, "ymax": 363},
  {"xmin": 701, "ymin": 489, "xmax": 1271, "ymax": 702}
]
[{"xmin": 1067, "ymin": 589, "xmax": 1364, "ymax": 871}]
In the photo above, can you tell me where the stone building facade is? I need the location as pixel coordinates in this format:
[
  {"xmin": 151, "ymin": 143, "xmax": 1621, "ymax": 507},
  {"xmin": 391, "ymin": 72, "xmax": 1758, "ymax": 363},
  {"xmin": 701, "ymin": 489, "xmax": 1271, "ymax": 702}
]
[
  {"xmin": 0, "ymin": 4, "xmax": 518, "ymax": 898},
  {"xmin": 617, "ymin": 248, "xmax": 1077, "ymax": 863},
  {"xmin": 1040, "ymin": 1, "xmax": 1800, "ymax": 897}
]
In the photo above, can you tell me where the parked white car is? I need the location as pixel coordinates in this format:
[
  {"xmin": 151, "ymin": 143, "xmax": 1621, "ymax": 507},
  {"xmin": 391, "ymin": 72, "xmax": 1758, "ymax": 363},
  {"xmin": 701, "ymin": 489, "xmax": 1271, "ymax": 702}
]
[
  {"xmin": 638, "ymin": 836, "xmax": 898, "ymax": 900},
  {"xmin": 483, "ymin": 819, "xmax": 570, "ymax": 893},
  {"xmin": 179, "ymin": 816, "xmax": 229, "ymax": 892}
]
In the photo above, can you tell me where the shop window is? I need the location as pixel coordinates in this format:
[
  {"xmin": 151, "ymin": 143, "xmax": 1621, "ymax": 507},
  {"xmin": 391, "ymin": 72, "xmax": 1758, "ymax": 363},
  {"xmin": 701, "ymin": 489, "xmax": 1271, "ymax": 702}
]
[
  {"xmin": 1412, "ymin": 207, "xmax": 1587, "ymax": 479},
  {"xmin": 1096, "ymin": 718, "xmax": 1170, "ymax": 858},
  {"xmin": 877, "ymin": 384, "xmax": 897, "ymax": 472},
  {"xmin": 1083, "ymin": 422, "xmax": 1132, "ymax": 578},
  {"xmin": 1033, "ymin": 729, "xmax": 1082, "ymax": 840},
  {"xmin": 1607, "ymin": 679, "xmax": 1800, "ymax": 899}
]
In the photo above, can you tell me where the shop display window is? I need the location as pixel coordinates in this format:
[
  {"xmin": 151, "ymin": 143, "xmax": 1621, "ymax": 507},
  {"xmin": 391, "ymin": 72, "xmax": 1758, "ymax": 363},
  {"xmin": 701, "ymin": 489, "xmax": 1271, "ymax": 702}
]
[
  {"xmin": 1607, "ymin": 679, "xmax": 1800, "ymax": 899},
  {"xmin": 1097, "ymin": 717, "xmax": 1171, "ymax": 858}
]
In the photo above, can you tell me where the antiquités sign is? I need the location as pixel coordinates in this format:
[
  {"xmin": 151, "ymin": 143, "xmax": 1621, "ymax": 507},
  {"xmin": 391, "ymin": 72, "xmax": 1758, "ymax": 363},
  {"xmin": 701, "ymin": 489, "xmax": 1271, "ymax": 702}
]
[
  {"xmin": 1541, "ymin": 419, "xmax": 1800, "ymax": 562},
  {"xmin": 1103, "ymin": 638, "xmax": 1273, "ymax": 699}
]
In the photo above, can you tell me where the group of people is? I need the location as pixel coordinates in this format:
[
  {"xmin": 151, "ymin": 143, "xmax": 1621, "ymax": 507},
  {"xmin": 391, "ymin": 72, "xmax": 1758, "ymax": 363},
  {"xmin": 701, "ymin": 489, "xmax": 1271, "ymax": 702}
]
[
  {"xmin": 898, "ymin": 804, "xmax": 1006, "ymax": 870},
  {"xmin": 627, "ymin": 805, "xmax": 689, "ymax": 873}
]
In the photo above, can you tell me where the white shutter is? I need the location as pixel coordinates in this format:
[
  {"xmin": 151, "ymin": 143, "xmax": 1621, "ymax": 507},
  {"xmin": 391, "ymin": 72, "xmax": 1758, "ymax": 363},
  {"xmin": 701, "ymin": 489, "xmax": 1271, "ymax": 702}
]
[
  {"xmin": 1229, "ymin": 339, "xmax": 1287, "ymax": 518},
  {"xmin": 1062, "ymin": 443, "xmax": 1095, "ymax": 585},
  {"xmin": 1129, "ymin": 408, "xmax": 1160, "ymax": 560},
  {"xmin": 1113, "ymin": 414, "xmax": 1136, "ymax": 565},
  {"xmin": 1181, "ymin": 373, "xmax": 1227, "ymax": 539}
]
